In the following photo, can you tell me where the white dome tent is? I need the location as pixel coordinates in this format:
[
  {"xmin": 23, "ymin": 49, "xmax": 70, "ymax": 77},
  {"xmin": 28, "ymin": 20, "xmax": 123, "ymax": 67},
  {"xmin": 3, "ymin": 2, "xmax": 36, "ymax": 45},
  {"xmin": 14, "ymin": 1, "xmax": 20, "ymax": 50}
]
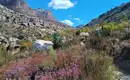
[{"xmin": 33, "ymin": 40, "xmax": 53, "ymax": 51}]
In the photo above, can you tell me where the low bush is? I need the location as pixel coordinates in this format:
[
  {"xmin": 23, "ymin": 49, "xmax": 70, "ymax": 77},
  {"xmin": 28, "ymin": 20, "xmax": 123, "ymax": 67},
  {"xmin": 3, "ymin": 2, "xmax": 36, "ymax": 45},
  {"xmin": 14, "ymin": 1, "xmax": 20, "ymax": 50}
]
[
  {"xmin": 0, "ymin": 44, "xmax": 7, "ymax": 66},
  {"xmin": 48, "ymin": 47, "xmax": 57, "ymax": 63},
  {"xmin": 53, "ymin": 33, "xmax": 63, "ymax": 49},
  {"xmin": 84, "ymin": 52, "xmax": 117, "ymax": 80},
  {"xmin": 122, "ymin": 31, "xmax": 130, "ymax": 40},
  {"xmin": 18, "ymin": 40, "xmax": 33, "ymax": 51},
  {"xmin": 42, "ymin": 34, "xmax": 54, "ymax": 41}
]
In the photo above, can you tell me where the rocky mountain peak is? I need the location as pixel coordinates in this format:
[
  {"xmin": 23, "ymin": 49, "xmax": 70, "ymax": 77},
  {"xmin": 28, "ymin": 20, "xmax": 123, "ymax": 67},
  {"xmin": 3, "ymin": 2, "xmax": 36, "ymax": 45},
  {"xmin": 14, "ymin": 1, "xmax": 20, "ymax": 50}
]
[
  {"xmin": 37, "ymin": 8, "xmax": 44, "ymax": 12},
  {"xmin": 43, "ymin": 10, "xmax": 56, "ymax": 21},
  {"xmin": 0, "ymin": 0, "xmax": 28, "ymax": 9},
  {"xmin": 0, "ymin": 0, "xmax": 56, "ymax": 21}
]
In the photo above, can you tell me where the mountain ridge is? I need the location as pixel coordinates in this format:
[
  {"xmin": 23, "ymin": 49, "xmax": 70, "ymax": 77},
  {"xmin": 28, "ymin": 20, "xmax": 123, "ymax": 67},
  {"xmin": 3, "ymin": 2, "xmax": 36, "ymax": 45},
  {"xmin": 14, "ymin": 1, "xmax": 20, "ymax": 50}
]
[
  {"xmin": 0, "ymin": 0, "xmax": 56, "ymax": 21},
  {"xmin": 86, "ymin": 1, "xmax": 130, "ymax": 27}
]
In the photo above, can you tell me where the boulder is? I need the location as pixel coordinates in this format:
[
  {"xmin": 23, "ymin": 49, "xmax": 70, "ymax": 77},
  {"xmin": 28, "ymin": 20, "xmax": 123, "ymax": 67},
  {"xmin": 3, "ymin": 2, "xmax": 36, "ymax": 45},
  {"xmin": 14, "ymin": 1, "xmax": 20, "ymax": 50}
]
[
  {"xmin": 80, "ymin": 32, "xmax": 89, "ymax": 37},
  {"xmin": 120, "ymin": 41, "xmax": 130, "ymax": 49},
  {"xmin": 110, "ymin": 44, "xmax": 121, "ymax": 56},
  {"xmin": 0, "ymin": 35, "xmax": 9, "ymax": 46}
]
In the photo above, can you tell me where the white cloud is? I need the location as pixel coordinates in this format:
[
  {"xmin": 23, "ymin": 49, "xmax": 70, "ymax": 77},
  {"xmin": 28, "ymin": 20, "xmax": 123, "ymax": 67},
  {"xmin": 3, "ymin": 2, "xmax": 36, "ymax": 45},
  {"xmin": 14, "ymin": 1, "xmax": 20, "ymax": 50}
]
[
  {"xmin": 68, "ymin": 15, "xmax": 73, "ymax": 17},
  {"xmin": 48, "ymin": 0, "xmax": 76, "ymax": 10},
  {"xmin": 74, "ymin": 18, "xmax": 80, "ymax": 21},
  {"xmin": 61, "ymin": 19, "xmax": 73, "ymax": 26}
]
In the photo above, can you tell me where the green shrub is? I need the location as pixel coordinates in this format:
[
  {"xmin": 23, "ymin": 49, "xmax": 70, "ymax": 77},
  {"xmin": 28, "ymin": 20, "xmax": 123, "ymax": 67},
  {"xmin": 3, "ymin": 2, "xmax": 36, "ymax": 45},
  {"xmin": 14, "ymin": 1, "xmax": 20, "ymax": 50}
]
[
  {"xmin": 48, "ymin": 47, "xmax": 57, "ymax": 63},
  {"xmin": 85, "ymin": 53, "xmax": 117, "ymax": 80},
  {"xmin": 0, "ymin": 57, "xmax": 5, "ymax": 66},
  {"xmin": 38, "ymin": 60, "xmax": 55, "ymax": 68},
  {"xmin": 0, "ymin": 44, "xmax": 17, "ymax": 66},
  {"xmin": 122, "ymin": 32, "xmax": 130, "ymax": 40},
  {"xmin": 43, "ymin": 34, "xmax": 53, "ymax": 41},
  {"xmin": 53, "ymin": 33, "xmax": 63, "ymax": 49},
  {"xmin": 0, "ymin": 44, "xmax": 7, "ymax": 66},
  {"xmin": 116, "ymin": 23, "xmax": 124, "ymax": 31},
  {"xmin": 18, "ymin": 40, "xmax": 33, "ymax": 51}
]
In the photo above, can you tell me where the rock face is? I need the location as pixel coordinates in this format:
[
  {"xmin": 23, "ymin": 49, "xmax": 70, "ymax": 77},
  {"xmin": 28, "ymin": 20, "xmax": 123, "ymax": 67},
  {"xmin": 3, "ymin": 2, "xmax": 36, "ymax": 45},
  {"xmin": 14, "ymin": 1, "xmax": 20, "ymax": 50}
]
[
  {"xmin": 42, "ymin": 10, "xmax": 56, "ymax": 21},
  {"xmin": 0, "ymin": 0, "xmax": 70, "ymax": 53},
  {"xmin": 0, "ymin": 4, "xmax": 70, "ymax": 49},
  {"xmin": 86, "ymin": 1, "xmax": 130, "ymax": 27},
  {"xmin": 0, "ymin": 0, "xmax": 56, "ymax": 21},
  {"xmin": 109, "ymin": 39, "xmax": 130, "ymax": 73},
  {"xmin": 0, "ymin": 0, "xmax": 29, "ymax": 9},
  {"xmin": 0, "ymin": 4, "xmax": 67, "ymax": 29}
]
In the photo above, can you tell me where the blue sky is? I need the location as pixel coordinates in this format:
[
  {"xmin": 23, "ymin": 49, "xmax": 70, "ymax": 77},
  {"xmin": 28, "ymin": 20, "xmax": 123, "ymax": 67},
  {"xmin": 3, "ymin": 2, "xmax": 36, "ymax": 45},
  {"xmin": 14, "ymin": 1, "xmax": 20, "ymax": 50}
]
[{"xmin": 26, "ymin": 0, "xmax": 130, "ymax": 27}]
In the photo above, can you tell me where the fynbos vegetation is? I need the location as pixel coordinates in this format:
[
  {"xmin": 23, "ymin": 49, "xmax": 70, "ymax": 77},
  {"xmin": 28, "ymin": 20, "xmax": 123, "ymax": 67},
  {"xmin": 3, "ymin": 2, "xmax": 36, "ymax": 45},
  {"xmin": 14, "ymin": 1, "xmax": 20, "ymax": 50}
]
[{"xmin": 1, "ymin": 0, "xmax": 130, "ymax": 80}]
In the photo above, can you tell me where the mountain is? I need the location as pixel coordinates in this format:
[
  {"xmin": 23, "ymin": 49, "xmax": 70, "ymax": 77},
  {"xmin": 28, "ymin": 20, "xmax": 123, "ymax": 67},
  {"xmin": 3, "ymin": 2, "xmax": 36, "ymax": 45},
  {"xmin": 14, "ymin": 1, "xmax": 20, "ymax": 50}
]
[
  {"xmin": 0, "ymin": 0, "xmax": 28, "ymax": 9},
  {"xmin": 0, "ymin": 0, "xmax": 56, "ymax": 21},
  {"xmin": 0, "ymin": 3, "xmax": 70, "ymax": 44},
  {"xmin": 75, "ymin": 25, "xmax": 85, "ymax": 28},
  {"xmin": 36, "ymin": 9, "xmax": 56, "ymax": 21},
  {"xmin": 86, "ymin": 1, "xmax": 130, "ymax": 27}
]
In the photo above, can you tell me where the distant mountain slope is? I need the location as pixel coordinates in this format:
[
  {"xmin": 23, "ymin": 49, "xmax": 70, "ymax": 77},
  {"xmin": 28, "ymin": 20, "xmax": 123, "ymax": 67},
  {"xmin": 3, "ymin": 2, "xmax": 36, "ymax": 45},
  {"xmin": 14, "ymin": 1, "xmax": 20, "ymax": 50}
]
[
  {"xmin": 75, "ymin": 25, "xmax": 85, "ymax": 28},
  {"xmin": 0, "ymin": 4, "xmax": 70, "ymax": 41},
  {"xmin": 0, "ymin": 0, "xmax": 56, "ymax": 21},
  {"xmin": 0, "ymin": 0, "xmax": 35, "ymax": 16},
  {"xmin": 86, "ymin": 1, "xmax": 130, "ymax": 27}
]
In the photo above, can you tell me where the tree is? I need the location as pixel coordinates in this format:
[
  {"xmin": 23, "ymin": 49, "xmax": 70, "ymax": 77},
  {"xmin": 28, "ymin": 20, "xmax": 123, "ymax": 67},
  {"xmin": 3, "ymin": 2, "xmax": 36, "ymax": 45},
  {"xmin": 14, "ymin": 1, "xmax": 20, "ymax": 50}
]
[
  {"xmin": 99, "ymin": 22, "xmax": 108, "ymax": 30},
  {"xmin": 116, "ymin": 23, "xmax": 124, "ymax": 31},
  {"xmin": 103, "ymin": 22, "xmax": 116, "ymax": 31},
  {"xmin": 122, "ymin": 21, "xmax": 129, "ymax": 30},
  {"xmin": 122, "ymin": 16, "xmax": 130, "ymax": 30},
  {"xmin": 53, "ymin": 33, "xmax": 63, "ymax": 49},
  {"xmin": 82, "ymin": 27, "xmax": 91, "ymax": 32}
]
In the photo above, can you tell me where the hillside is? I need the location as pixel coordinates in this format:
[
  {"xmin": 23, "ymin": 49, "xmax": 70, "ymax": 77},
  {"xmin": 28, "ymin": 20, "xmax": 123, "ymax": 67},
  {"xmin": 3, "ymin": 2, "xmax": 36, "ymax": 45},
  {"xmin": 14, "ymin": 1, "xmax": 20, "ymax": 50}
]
[
  {"xmin": 0, "ymin": 4, "xmax": 71, "ymax": 48},
  {"xmin": 1, "ymin": 1, "xmax": 130, "ymax": 80},
  {"xmin": 87, "ymin": 2, "xmax": 130, "ymax": 27},
  {"xmin": 0, "ymin": 0, "xmax": 70, "ymax": 28},
  {"xmin": 0, "ymin": 0, "xmax": 56, "ymax": 20}
]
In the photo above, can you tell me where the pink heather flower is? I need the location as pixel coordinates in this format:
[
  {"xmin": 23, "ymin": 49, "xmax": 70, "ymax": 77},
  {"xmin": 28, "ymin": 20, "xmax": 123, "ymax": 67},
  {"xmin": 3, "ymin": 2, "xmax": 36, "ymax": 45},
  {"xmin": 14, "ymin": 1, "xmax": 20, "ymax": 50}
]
[
  {"xmin": 61, "ymin": 68, "xmax": 66, "ymax": 77},
  {"xmin": 40, "ymin": 76, "xmax": 48, "ymax": 80},
  {"xmin": 52, "ymin": 71, "xmax": 57, "ymax": 77}
]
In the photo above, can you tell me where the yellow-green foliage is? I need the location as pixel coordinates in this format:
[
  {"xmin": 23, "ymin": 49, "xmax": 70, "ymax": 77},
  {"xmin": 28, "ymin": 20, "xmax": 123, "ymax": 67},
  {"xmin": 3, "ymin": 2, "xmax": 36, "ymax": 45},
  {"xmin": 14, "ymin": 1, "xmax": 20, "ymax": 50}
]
[
  {"xmin": 85, "ymin": 53, "xmax": 116, "ymax": 80},
  {"xmin": 19, "ymin": 40, "xmax": 33, "ymax": 49},
  {"xmin": 93, "ymin": 25, "xmax": 99, "ymax": 31},
  {"xmin": 48, "ymin": 47, "xmax": 57, "ymax": 62},
  {"xmin": 57, "ymin": 31, "xmax": 68, "ymax": 37},
  {"xmin": 57, "ymin": 29, "xmax": 76, "ymax": 38},
  {"xmin": 0, "ymin": 44, "xmax": 6, "ymax": 57},
  {"xmin": 116, "ymin": 23, "xmax": 124, "ymax": 31},
  {"xmin": 38, "ymin": 60, "xmax": 55, "ymax": 68},
  {"xmin": 0, "ymin": 44, "xmax": 14, "ymax": 66},
  {"xmin": 43, "ymin": 34, "xmax": 53, "ymax": 41},
  {"xmin": 82, "ymin": 27, "xmax": 91, "ymax": 33},
  {"xmin": 104, "ymin": 22, "xmax": 115, "ymax": 31},
  {"xmin": 0, "ymin": 44, "xmax": 6, "ymax": 66},
  {"xmin": 63, "ymin": 29, "xmax": 76, "ymax": 35},
  {"xmin": 122, "ymin": 21, "xmax": 129, "ymax": 28}
]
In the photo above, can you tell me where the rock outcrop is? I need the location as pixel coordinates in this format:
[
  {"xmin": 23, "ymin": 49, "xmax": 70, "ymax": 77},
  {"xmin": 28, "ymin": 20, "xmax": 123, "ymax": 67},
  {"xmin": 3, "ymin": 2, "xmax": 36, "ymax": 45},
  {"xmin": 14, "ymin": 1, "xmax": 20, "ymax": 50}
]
[
  {"xmin": 0, "ymin": 4, "xmax": 70, "ymax": 49},
  {"xmin": 0, "ymin": 0, "xmax": 56, "ymax": 21}
]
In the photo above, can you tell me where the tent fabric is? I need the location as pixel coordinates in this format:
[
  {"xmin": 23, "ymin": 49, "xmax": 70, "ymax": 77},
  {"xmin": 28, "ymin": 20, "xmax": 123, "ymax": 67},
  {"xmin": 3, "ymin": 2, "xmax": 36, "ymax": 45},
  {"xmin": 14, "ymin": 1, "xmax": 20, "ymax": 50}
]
[{"xmin": 33, "ymin": 40, "xmax": 53, "ymax": 51}]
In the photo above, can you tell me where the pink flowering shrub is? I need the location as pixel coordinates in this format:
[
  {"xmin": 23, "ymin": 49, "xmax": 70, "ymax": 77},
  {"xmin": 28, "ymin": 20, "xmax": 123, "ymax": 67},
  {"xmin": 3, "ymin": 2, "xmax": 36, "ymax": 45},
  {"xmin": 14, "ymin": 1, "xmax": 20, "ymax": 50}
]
[
  {"xmin": 4, "ymin": 62, "xmax": 81, "ymax": 80},
  {"xmin": 2, "ymin": 51, "xmax": 82, "ymax": 80},
  {"xmin": 35, "ymin": 63, "xmax": 81, "ymax": 80}
]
